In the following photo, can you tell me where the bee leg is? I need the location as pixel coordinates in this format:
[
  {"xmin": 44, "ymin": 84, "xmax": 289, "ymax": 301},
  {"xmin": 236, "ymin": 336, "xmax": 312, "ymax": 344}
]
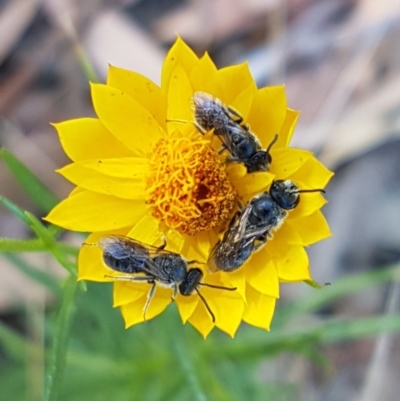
[
  {"xmin": 218, "ymin": 145, "xmax": 227, "ymax": 154},
  {"xmin": 158, "ymin": 236, "xmax": 167, "ymax": 250},
  {"xmin": 171, "ymin": 285, "xmax": 178, "ymax": 302},
  {"xmin": 226, "ymin": 156, "xmax": 242, "ymax": 164},
  {"xmin": 194, "ymin": 122, "xmax": 207, "ymax": 134},
  {"xmin": 187, "ymin": 259, "xmax": 203, "ymax": 265},
  {"xmin": 254, "ymin": 236, "xmax": 267, "ymax": 251},
  {"xmin": 195, "ymin": 288, "xmax": 216, "ymax": 323},
  {"xmin": 237, "ymin": 201, "xmax": 245, "ymax": 210},
  {"xmin": 226, "ymin": 107, "xmax": 243, "ymax": 124},
  {"xmin": 143, "ymin": 281, "xmax": 156, "ymax": 321}
]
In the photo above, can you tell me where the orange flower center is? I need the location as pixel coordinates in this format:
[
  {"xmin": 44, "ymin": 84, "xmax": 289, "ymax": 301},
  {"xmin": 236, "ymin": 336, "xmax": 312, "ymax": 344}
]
[{"xmin": 145, "ymin": 131, "xmax": 237, "ymax": 235}]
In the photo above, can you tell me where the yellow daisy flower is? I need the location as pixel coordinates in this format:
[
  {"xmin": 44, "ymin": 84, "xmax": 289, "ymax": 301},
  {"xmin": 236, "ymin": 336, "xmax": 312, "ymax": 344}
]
[{"xmin": 45, "ymin": 37, "xmax": 333, "ymax": 338}]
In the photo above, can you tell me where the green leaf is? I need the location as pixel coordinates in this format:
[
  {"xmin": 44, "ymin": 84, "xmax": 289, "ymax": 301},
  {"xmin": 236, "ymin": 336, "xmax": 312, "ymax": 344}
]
[
  {"xmin": 0, "ymin": 147, "xmax": 58, "ymax": 213},
  {"xmin": 304, "ymin": 279, "xmax": 331, "ymax": 289},
  {"xmin": 0, "ymin": 238, "xmax": 46, "ymax": 253},
  {"xmin": 0, "ymin": 196, "xmax": 31, "ymax": 225},
  {"xmin": 24, "ymin": 212, "xmax": 76, "ymax": 275},
  {"xmin": 44, "ymin": 275, "xmax": 78, "ymax": 401}
]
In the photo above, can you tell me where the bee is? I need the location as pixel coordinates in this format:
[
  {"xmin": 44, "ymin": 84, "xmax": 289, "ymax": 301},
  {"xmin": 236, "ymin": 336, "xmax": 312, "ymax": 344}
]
[
  {"xmin": 208, "ymin": 180, "xmax": 325, "ymax": 273},
  {"xmin": 193, "ymin": 91, "xmax": 278, "ymax": 173},
  {"xmin": 97, "ymin": 235, "xmax": 236, "ymax": 322}
]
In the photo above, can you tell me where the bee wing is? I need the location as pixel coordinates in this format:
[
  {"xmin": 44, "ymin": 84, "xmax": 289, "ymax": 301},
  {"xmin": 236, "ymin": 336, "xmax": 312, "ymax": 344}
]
[
  {"xmin": 99, "ymin": 235, "xmax": 182, "ymax": 278},
  {"xmin": 98, "ymin": 236, "xmax": 146, "ymax": 259},
  {"xmin": 217, "ymin": 123, "xmax": 244, "ymax": 155},
  {"xmin": 207, "ymin": 207, "xmax": 251, "ymax": 273},
  {"xmin": 241, "ymin": 224, "xmax": 272, "ymax": 241}
]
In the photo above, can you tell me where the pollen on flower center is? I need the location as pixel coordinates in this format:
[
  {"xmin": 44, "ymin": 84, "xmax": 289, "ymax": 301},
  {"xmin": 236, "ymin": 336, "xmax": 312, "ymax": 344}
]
[{"xmin": 145, "ymin": 131, "xmax": 237, "ymax": 235}]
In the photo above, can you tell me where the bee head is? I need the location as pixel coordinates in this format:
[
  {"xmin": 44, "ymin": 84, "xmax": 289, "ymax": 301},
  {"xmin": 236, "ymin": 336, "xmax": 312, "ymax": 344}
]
[
  {"xmin": 246, "ymin": 134, "xmax": 278, "ymax": 173},
  {"xmin": 179, "ymin": 268, "xmax": 203, "ymax": 296},
  {"xmin": 270, "ymin": 180, "xmax": 325, "ymax": 210}
]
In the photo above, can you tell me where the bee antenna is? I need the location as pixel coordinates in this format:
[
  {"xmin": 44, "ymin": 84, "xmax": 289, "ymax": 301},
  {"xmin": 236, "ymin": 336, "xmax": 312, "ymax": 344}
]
[
  {"xmin": 195, "ymin": 288, "xmax": 215, "ymax": 323},
  {"xmin": 265, "ymin": 134, "xmax": 278, "ymax": 153},
  {"xmin": 166, "ymin": 118, "xmax": 190, "ymax": 124},
  {"xmin": 198, "ymin": 283, "xmax": 237, "ymax": 291},
  {"xmin": 296, "ymin": 188, "xmax": 325, "ymax": 194},
  {"xmin": 83, "ymin": 242, "xmax": 98, "ymax": 247}
]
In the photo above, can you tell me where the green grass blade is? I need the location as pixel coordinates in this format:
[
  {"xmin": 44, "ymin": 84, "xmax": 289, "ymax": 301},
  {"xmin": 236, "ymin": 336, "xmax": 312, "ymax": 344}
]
[
  {"xmin": 318, "ymin": 314, "xmax": 400, "ymax": 343},
  {"xmin": 0, "ymin": 196, "xmax": 31, "ymax": 225},
  {"xmin": 24, "ymin": 212, "xmax": 76, "ymax": 275},
  {"xmin": 44, "ymin": 275, "xmax": 78, "ymax": 401},
  {"xmin": 3, "ymin": 253, "xmax": 60, "ymax": 295},
  {"xmin": 0, "ymin": 321, "xmax": 41, "ymax": 363},
  {"xmin": 0, "ymin": 147, "xmax": 58, "ymax": 213},
  {"xmin": 278, "ymin": 265, "xmax": 400, "ymax": 324},
  {"xmin": 218, "ymin": 313, "xmax": 400, "ymax": 361}
]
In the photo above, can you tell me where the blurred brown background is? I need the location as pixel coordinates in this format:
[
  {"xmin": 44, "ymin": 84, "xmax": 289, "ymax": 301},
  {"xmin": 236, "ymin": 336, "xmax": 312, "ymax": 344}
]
[{"xmin": 1, "ymin": 1, "xmax": 400, "ymax": 400}]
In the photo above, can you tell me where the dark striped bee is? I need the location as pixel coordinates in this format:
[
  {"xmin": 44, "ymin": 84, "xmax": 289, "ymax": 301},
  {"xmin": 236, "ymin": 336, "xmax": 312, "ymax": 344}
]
[
  {"xmin": 98, "ymin": 235, "xmax": 236, "ymax": 322},
  {"xmin": 208, "ymin": 180, "xmax": 325, "ymax": 273},
  {"xmin": 193, "ymin": 91, "xmax": 278, "ymax": 173}
]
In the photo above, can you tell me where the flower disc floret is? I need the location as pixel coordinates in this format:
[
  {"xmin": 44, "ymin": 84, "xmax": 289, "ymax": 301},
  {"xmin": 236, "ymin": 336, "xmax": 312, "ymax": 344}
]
[{"xmin": 145, "ymin": 131, "xmax": 237, "ymax": 235}]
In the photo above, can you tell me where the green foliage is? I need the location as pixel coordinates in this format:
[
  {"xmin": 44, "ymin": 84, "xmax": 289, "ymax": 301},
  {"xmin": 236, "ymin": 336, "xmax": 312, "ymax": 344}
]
[
  {"xmin": 0, "ymin": 148, "xmax": 58, "ymax": 214},
  {"xmin": 1, "ymin": 265, "xmax": 400, "ymax": 401}
]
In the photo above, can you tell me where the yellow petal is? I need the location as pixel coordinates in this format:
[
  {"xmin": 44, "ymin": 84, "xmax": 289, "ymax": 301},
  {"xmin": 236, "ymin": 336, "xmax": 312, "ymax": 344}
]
[
  {"xmin": 175, "ymin": 293, "xmax": 199, "ymax": 323},
  {"xmin": 226, "ymin": 163, "xmax": 247, "ymax": 181},
  {"xmin": 57, "ymin": 164, "xmax": 146, "ymax": 200},
  {"xmin": 269, "ymin": 148, "xmax": 312, "ymax": 179},
  {"xmin": 205, "ymin": 290, "xmax": 245, "ymax": 337},
  {"xmin": 120, "ymin": 287, "xmax": 172, "ymax": 328},
  {"xmin": 286, "ymin": 210, "xmax": 331, "ymax": 246},
  {"xmin": 188, "ymin": 301, "xmax": 215, "ymax": 338},
  {"xmin": 230, "ymin": 82, "xmax": 256, "ymax": 122},
  {"xmin": 78, "ymin": 237, "xmax": 112, "ymax": 282},
  {"xmin": 68, "ymin": 157, "xmax": 148, "ymax": 178},
  {"xmin": 290, "ymin": 192, "xmax": 327, "ymax": 219},
  {"xmin": 217, "ymin": 62, "xmax": 255, "ymax": 105},
  {"xmin": 161, "ymin": 36, "xmax": 198, "ymax": 95},
  {"xmin": 291, "ymin": 156, "xmax": 334, "ymax": 189},
  {"xmin": 247, "ymin": 86, "xmax": 287, "ymax": 147},
  {"xmin": 189, "ymin": 231, "xmax": 212, "ymax": 262},
  {"xmin": 242, "ymin": 285, "xmax": 276, "ymax": 330},
  {"xmin": 91, "ymin": 83, "xmax": 164, "ymax": 156},
  {"xmin": 113, "ymin": 281, "xmax": 150, "ymax": 307},
  {"xmin": 44, "ymin": 190, "xmax": 147, "ymax": 232},
  {"xmin": 273, "ymin": 221, "xmax": 303, "ymax": 245},
  {"xmin": 217, "ymin": 269, "xmax": 246, "ymax": 301},
  {"xmin": 190, "ymin": 53, "xmax": 221, "ymax": 95},
  {"xmin": 279, "ymin": 108, "xmax": 300, "ymax": 146},
  {"xmin": 107, "ymin": 65, "xmax": 166, "ymax": 129},
  {"xmin": 78, "ymin": 229, "xmax": 130, "ymax": 282},
  {"xmin": 166, "ymin": 63, "xmax": 193, "ymax": 124},
  {"xmin": 53, "ymin": 118, "xmax": 133, "ymax": 162},
  {"xmin": 126, "ymin": 214, "xmax": 162, "ymax": 246},
  {"xmin": 69, "ymin": 186, "xmax": 85, "ymax": 197},
  {"xmin": 244, "ymin": 250, "xmax": 279, "ymax": 298},
  {"xmin": 231, "ymin": 172, "xmax": 275, "ymax": 200},
  {"xmin": 181, "ymin": 235, "xmax": 208, "ymax": 264},
  {"xmin": 267, "ymin": 241, "xmax": 311, "ymax": 282},
  {"xmin": 161, "ymin": 228, "xmax": 185, "ymax": 254}
]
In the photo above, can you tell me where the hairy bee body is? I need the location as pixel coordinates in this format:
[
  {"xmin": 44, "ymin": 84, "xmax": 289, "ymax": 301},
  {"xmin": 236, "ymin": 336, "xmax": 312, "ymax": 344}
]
[
  {"xmin": 98, "ymin": 235, "xmax": 235, "ymax": 322},
  {"xmin": 193, "ymin": 92, "xmax": 277, "ymax": 173},
  {"xmin": 209, "ymin": 180, "xmax": 324, "ymax": 272}
]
